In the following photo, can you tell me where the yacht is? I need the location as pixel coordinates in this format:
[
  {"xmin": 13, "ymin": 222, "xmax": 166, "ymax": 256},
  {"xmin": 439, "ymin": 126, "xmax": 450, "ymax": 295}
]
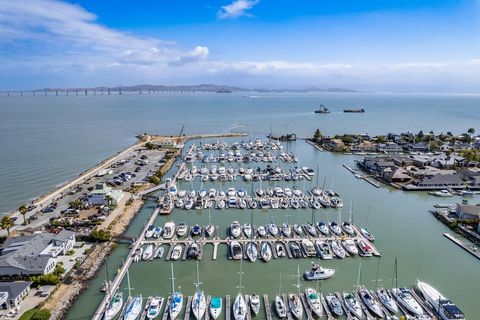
[
  {"xmin": 293, "ymin": 224, "xmax": 303, "ymax": 236},
  {"xmin": 216, "ymin": 199, "xmax": 226, "ymax": 209},
  {"xmin": 304, "ymin": 223, "xmax": 318, "ymax": 237},
  {"xmin": 315, "ymin": 240, "xmax": 333, "ymax": 260},
  {"xmin": 230, "ymin": 221, "xmax": 241, "ymax": 238},
  {"xmin": 153, "ymin": 227, "xmax": 162, "ymax": 238},
  {"xmin": 428, "ymin": 189, "xmax": 453, "ymax": 197},
  {"xmin": 163, "ymin": 221, "xmax": 176, "ymax": 239},
  {"xmin": 329, "ymin": 222, "xmax": 342, "ymax": 235},
  {"xmin": 227, "ymin": 197, "xmax": 238, "ymax": 209},
  {"xmin": 250, "ymin": 294, "xmax": 261, "ymax": 315},
  {"xmin": 391, "ymin": 287, "xmax": 423, "ymax": 315},
  {"xmin": 281, "ymin": 223, "xmax": 292, "ymax": 237},
  {"xmin": 246, "ymin": 242, "xmax": 258, "ymax": 262},
  {"xmin": 104, "ymin": 292, "xmax": 123, "ymax": 320},
  {"xmin": 276, "ymin": 243, "xmax": 286, "ymax": 257},
  {"xmin": 361, "ymin": 227, "xmax": 375, "ymax": 242},
  {"xmin": 169, "ymin": 264, "xmax": 184, "ymax": 320},
  {"xmin": 301, "ymin": 239, "xmax": 316, "ymax": 257},
  {"xmin": 343, "ymin": 292, "xmax": 363, "ymax": 319},
  {"xmin": 255, "ymin": 188, "xmax": 265, "ymax": 197},
  {"xmin": 303, "ymin": 263, "xmax": 335, "ymax": 281},
  {"xmin": 288, "ymin": 294, "xmax": 303, "ymax": 320},
  {"xmin": 356, "ymin": 239, "xmax": 373, "ymax": 256},
  {"xmin": 325, "ymin": 294, "xmax": 344, "ymax": 317},
  {"xmin": 233, "ymin": 293, "xmax": 247, "ymax": 320},
  {"xmin": 330, "ymin": 240, "xmax": 346, "ymax": 259},
  {"xmin": 210, "ymin": 297, "xmax": 222, "ymax": 319},
  {"xmin": 191, "ymin": 224, "xmax": 201, "ymax": 237},
  {"xmin": 192, "ymin": 290, "xmax": 206, "ymax": 320},
  {"xmin": 142, "ymin": 244, "xmax": 154, "ymax": 260},
  {"xmin": 208, "ymin": 188, "xmax": 217, "ymax": 198},
  {"xmin": 247, "ymin": 199, "xmax": 257, "ymax": 209},
  {"xmin": 316, "ymin": 221, "xmax": 330, "ymax": 235},
  {"xmin": 376, "ymin": 288, "xmax": 398, "ymax": 314},
  {"xmin": 289, "ymin": 241, "xmax": 302, "ymax": 258},
  {"xmin": 170, "ymin": 244, "xmax": 183, "ymax": 261},
  {"xmin": 205, "ymin": 225, "xmax": 215, "ymax": 238},
  {"xmin": 257, "ymin": 226, "xmax": 267, "ymax": 238},
  {"xmin": 260, "ymin": 242, "xmax": 272, "ymax": 262},
  {"xmin": 155, "ymin": 246, "xmax": 164, "ymax": 259},
  {"xmin": 275, "ymin": 295, "xmax": 287, "ymax": 318},
  {"xmin": 304, "ymin": 288, "xmax": 323, "ymax": 317},
  {"xmin": 359, "ymin": 288, "xmax": 384, "ymax": 318},
  {"xmin": 145, "ymin": 225, "xmax": 155, "ymax": 238},
  {"xmin": 187, "ymin": 243, "xmax": 200, "ymax": 260},
  {"xmin": 230, "ymin": 241, "xmax": 243, "ymax": 260},
  {"xmin": 146, "ymin": 296, "xmax": 163, "ymax": 319},
  {"xmin": 341, "ymin": 239, "xmax": 358, "ymax": 255},
  {"xmin": 268, "ymin": 222, "xmax": 279, "ymax": 237},
  {"xmin": 227, "ymin": 187, "xmax": 237, "ymax": 197},
  {"xmin": 176, "ymin": 223, "xmax": 188, "ymax": 238},
  {"xmin": 243, "ymin": 223, "xmax": 252, "ymax": 238},
  {"xmin": 341, "ymin": 221, "xmax": 355, "ymax": 236},
  {"xmin": 416, "ymin": 280, "xmax": 465, "ymax": 320},
  {"xmin": 123, "ymin": 295, "xmax": 143, "ymax": 320}
]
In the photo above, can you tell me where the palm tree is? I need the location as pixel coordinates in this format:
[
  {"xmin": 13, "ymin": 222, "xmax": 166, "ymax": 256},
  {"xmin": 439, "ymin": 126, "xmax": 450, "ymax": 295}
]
[
  {"xmin": 18, "ymin": 204, "xmax": 28, "ymax": 225},
  {"xmin": 1, "ymin": 216, "xmax": 14, "ymax": 236}
]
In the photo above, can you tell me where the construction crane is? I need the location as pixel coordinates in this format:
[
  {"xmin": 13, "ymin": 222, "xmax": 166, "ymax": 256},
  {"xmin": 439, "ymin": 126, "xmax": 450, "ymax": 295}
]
[{"xmin": 176, "ymin": 125, "xmax": 185, "ymax": 145}]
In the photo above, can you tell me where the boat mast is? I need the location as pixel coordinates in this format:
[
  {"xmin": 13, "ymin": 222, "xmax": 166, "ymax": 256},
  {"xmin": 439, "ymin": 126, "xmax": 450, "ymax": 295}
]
[
  {"xmin": 278, "ymin": 272, "xmax": 283, "ymax": 297},
  {"xmin": 295, "ymin": 265, "xmax": 302, "ymax": 295},
  {"xmin": 356, "ymin": 262, "xmax": 362, "ymax": 291},
  {"xmin": 170, "ymin": 263, "xmax": 176, "ymax": 295},
  {"xmin": 237, "ymin": 259, "xmax": 244, "ymax": 295},
  {"xmin": 374, "ymin": 258, "xmax": 381, "ymax": 291},
  {"xmin": 126, "ymin": 268, "xmax": 132, "ymax": 298},
  {"xmin": 350, "ymin": 199, "xmax": 353, "ymax": 223}
]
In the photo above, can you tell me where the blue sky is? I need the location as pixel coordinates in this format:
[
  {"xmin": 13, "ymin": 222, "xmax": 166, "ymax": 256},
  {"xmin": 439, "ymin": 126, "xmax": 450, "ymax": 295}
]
[{"xmin": 1, "ymin": 0, "xmax": 480, "ymax": 91}]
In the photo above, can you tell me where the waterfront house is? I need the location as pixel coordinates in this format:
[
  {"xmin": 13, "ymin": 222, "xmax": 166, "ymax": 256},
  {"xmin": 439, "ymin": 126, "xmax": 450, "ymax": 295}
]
[
  {"xmin": 326, "ymin": 139, "xmax": 345, "ymax": 152},
  {"xmin": 409, "ymin": 143, "xmax": 429, "ymax": 153},
  {"xmin": 456, "ymin": 204, "xmax": 480, "ymax": 221},
  {"xmin": 350, "ymin": 141, "xmax": 377, "ymax": 153},
  {"xmin": 0, "ymin": 281, "xmax": 32, "ymax": 308},
  {"xmin": 409, "ymin": 174, "xmax": 465, "ymax": 190},
  {"xmin": 377, "ymin": 142, "xmax": 403, "ymax": 154},
  {"xmin": 430, "ymin": 154, "xmax": 465, "ymax": 169},
  {"xmin": 467, "ymin": 176, "xmax": 480, "ymax": 189},
  {"xmin": 88, "ymin": 183, "xmax": 124, "ymax": 206},
  {"xmin": 382, "ymin": 168, "xmax": 412, "ymax": 183},
  {"xmin": 0, "ymin": 230, "xmax": 75, "ymax": 277}
]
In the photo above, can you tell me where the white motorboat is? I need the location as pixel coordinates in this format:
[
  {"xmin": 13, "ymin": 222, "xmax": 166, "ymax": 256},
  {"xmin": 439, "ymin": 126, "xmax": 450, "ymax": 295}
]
[
  {"xmin": 255, "ymin": 188, "xmax": 264, "ymax": 197},
  {"xmin": 205, "ymin": 225, "xmax": 215, "ymax": 238},
  {"xmin": 250, "ymin": 294, "xmax": 261, "ymax": 315},
  {"xmin": 210, "ymin": 296, "xmax": 222, "ymax": 319},
  {"xmin": 227, "ymin": 187, "xmax": 236, "ymax": 197},
  {"xmin": 288, "ymin": 294, "xmax": 303, "ymax": 320},
  {"xmin": 275, "ymin": 295, "xmax": 287, "ymax": 318},
  {"xmin": 243, "ymin": 223, "xmax": 252, "ymax": 238},
  {"xmin": 303, "ymin": 263, "xmax": 335, "ymax": 281},
  {"xmin": 361, "ymin": 227, "xmax": 375, "ymax": 242},
  {"xmin": 268, "ymin": 222, "xmax": 279, "ymax": 237},
  {"xmin": 356, "ymin": 239, "xmax": 373, "ymax": 256},
  {"xmin": 257, "ymin": 226, "xmax": 267, "ymax": 238},
  {"xmin": 341, "ymin": 221, "xmax": 355, "ymax": 236},
  {"xmin": 330, "ymin": 240, "xmax": 346, "ymax": 259},
  {"xmin": 104, "ymin": 292, "xmax": 123, "ymax": 320},
  {"xmin": 146, "ymin": 296, "xmax": 163, "ymax": 319},
  {"xmin": 325, "ymin": 294, "xmax": 343, "ymax": 317},
  {"xmin": 315, "ymin": 240, "xmax": 333, "ymax": 260},
  {"xmin": 428, "ymin": 189, "xmax": 453, "ymax": 197},
  {"xmin": 359, "ymin": 288, "xmax": 384, "ymax": 318},
  {"xmin": 260, "ymin": 242, "xmax": 272, "ymax": 262},
  {"xmin": 304, "ymin": 223, "xmax": 317, "ymax": 237},
  {"xmin": 416, "ymin": 280, "xmax": 465, "ymax": 320},
  {"xmin": 153, "ymin": 227, "xmax": 162, "ymax": 238},
  {"xmin": 343, "ymin": 292, "xmax": 363, "ymax": 319},
  {"xmin": 233, "ymin": 294, "xmax": 247, "ymax": 320},
  {"xmin": 216, "ymin": 199, "xmax": 226, "ymax": 209},
  {"xmin": 292, "ymin": 224, "xmax": 303, "ymax": 236},
  {"xmin": 246, "ymin": 242, "xmax": 258, "ymax": 262},
  {"xmin": 155, "ymin": 245, "xmax": 164, "ymax": 259},
  {"xmin": 142, "ymin": 244, "xmax": 154, "ymax": 260},
  {"xmin": 145, "ymin": 225, "xmax": 155, "ymax": 238},
  {"xmin": 163, "ymin": 221, "xmax": 176, "ymax": 239},
  {"xmin": 391, "ymin": 287, "xmax": 423, "ymax": 315},
  {"xmin": 123, "ymin": 295, "xmax": 143, "ymax": 320},
  {"xmin": 170, "ymin": 244, "xmax": 183, "ymax": 261},
  {"xmin": 276, "ymin": 243, "xmax": 286, "ymax": 257},
  {"xmin": 376, "ymin": 288, "xmax": 398, "ymax": 314},
  {"xmin": 230, "ymin": 241, "xmax": 243, "ymax": 260},
  {"xmin": 176, "ymin": 223, "xmax": 188, "ymax": 237},
  {"xmin": 329, "ymin": 222, "xmax": 342, "ymax": 235},
  {"xmin": 305, "ymin": 288, "xmax": 323, "ymax": 317},
  {"xmin": 341, "ymin": 239, "xmax": 358, "ymax": 255},
  {"xmin": 230, "ymin": 221, "xmax": 241, "ymax": 238},
  {"xmin": 316, "ymin": 221, "xmax": 330, "ymax": 235},
  {"xmin": 301, "ymin": 239, "xmax": 316, "ymax": 257},
  {"xmin": 281, "ymin": 223, "xmax": 292, "ymax": 237}
]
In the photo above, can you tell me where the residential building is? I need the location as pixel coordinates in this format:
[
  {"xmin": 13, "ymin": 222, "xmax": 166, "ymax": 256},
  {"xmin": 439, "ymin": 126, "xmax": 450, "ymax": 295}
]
[
  {"xmin": 0, "ymin": 230, "xmax": 75, "ymax": 277},
  {"xmin": 0, "ymin": 281, "xmax": 32, "ymax": 308},
  {"xmin": 88, "ymin": 183, "xmax": 124, "ymax": 206},
  {"xmin": 456, "ymin": 205, "xmax": 480, "ymax": 221},
  {"xmin": 377, "ymin": 142, "xmax": 403, "ymax": 154},
  {"xmin": 409, "ymin": 174, "xmax": 465, "ymax": 190}
]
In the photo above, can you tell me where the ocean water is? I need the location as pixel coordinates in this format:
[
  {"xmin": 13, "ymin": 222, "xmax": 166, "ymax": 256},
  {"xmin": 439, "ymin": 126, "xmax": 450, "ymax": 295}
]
[
  {"xmin": 1, "ymin": 92, "xmax": 479, "ymax": 213},
  {"xmin": 0, "ymin": 92, "xmax": 479, "ymax": 318}
]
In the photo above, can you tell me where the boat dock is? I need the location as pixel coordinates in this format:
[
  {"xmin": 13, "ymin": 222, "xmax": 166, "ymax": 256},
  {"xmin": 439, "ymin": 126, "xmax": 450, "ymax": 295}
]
[
  {"xmin": 443, "ymin": 233, "xmax": 480, "ymax": 260},
  {"xmin": 282, "ymin": 294, "xmax": 293, "ymax": 320},
  {"xmin": 205, "ymin": 296, "xmax": 211, "ymax": 320},
  {"xmin": 183, "ymin": 296, "xmax": 193, "ymax": 320},
  {"xmin": 299, "ymin": 293, "xmax": 314, "ymax": 320},
  {"xmin": 343, "ymin": 163, "xmax": 381, "ymax": 188},
  {"xmin": 320, "ymin": 294, "xmax": 335, "ymax": 320},
  {"xmin": 263, "ymin": 294, "xmax": 273, "ymax": 320},
  {"xmin": 225, "ymin": 295, "xmax": 231, "ymax": 320}
]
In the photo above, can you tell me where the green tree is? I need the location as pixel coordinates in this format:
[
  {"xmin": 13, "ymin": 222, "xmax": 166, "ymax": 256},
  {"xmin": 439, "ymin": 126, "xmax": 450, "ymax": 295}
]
[
  {"xmin": 468, "ymin": 128, "xmax": 475, "ymax": 135},
  {"xmin": 69, "ymin": 199, "xmax": 83, "ymax": 210},
  {"xmin": 150, "ymin": 176, "xmax": 161, "ymax": 185},
  {"xmin": 1, "ymin": 216, "xmax": 14, "ymax": 236},
  {"xmin": 89, "ymin": 229, "xmax": 111, "ymax": 242},
  {"xmin": 376, "ymin": 136, "xmax": 386, "ymax": 143},
  {"xmin": 341, "ymin": 134, "xmax": 354, "ymax": 145},
  {"xmin": 313, "ymin": 129, "xmax": 322, "ymax": 143},
  {"xmin": 417, "ymin": 130, "xmax": 424, "ymax": 141},
  {"xmin": 18, "ymin": 204, "xmax": 28, "ymax": 225}
]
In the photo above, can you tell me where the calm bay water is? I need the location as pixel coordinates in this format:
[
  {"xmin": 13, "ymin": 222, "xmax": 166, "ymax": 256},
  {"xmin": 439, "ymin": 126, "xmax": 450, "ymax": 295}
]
[{"xmin": 0, "ymin": 92, "xmax": 479, "ymax": 318}]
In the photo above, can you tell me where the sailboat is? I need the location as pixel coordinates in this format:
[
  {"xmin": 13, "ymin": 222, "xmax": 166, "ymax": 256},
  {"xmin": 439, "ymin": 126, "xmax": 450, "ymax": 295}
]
[
  {"xmin": 342, "ymin": 263, "xmax": 363, "ymax": 319},
  {"xmin": 192, "ymin": 262, "xmax": 207, "ymax": 320},
  {"xmin": 169, "ymin": 263, "xmax": 184, "ymax": 320},
  {"xmin": 205, "ymin": 207, "xmax": 215, "ymax": 238},
  {"xmin": 233, "ymin": 260, "xmax": 247, "ymax": 320},
  {"xmin": 275, "ymin": 274, "xmax": 287, "ymax": 318},
  {"xmin": 288, "ymin": 266, "xmax": 303, "ymax": 320},
  {"xmin": 122, "ymin": 269, "xmax": 142, "ymax": 320},
  {"xmin": 103, "ymin": 292, "xmax": 123, "ymax": 320},
  {"xmin": 361, "ymin": 206, "xmax": 376, "ymax": 242}
]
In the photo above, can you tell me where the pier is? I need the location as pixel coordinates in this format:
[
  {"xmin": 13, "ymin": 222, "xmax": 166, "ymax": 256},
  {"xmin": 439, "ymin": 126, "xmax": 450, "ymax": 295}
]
[
  {"xmin": 263, "ymin": 294, "xmax": 273, "ymax": 320},
  {"xmin": 443, "ymin": 233, "xmax": 480, "ymax": 260}
]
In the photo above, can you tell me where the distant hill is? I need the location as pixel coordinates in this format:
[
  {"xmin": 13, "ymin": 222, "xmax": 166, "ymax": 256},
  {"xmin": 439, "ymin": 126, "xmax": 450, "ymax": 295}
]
[{"xmin": 29, "ymin": 84, "xmax": 358, "ymax": 93}]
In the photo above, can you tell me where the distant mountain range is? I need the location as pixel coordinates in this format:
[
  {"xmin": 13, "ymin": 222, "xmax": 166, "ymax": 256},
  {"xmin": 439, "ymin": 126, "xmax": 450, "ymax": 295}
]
[{"xmin": 28, "ymin": 84, "xmax": 358, "ymax": 93}]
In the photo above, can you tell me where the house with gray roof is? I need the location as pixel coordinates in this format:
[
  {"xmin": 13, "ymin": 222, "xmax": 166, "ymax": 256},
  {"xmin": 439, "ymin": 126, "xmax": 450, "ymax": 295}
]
[
  {"xmin": 0, "ymin": 230, "xmax": 75, "ymax": 278},
  {"xmin": 0, "ymin": 281, "xmax": 32, "ymax": 308}
]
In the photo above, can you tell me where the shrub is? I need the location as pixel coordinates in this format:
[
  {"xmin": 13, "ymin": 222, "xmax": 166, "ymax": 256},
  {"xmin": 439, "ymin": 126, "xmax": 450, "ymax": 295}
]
[
  {"xmin": 30, "ymin": 273, "xmax": 60, "ymax": 286},
  {"xmin": 89, "ymin": 229, "xmax": 111, "ymax": 242},
  {"xmin": 66, "ymin": 249, "xmax": 75, "ymax": 256}
]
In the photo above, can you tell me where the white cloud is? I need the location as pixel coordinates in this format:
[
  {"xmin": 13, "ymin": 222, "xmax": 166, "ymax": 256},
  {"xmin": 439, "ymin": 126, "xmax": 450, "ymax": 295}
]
[{"xmin": 217, "ymin": 0, "xmax": 259, "ymax": 19}]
